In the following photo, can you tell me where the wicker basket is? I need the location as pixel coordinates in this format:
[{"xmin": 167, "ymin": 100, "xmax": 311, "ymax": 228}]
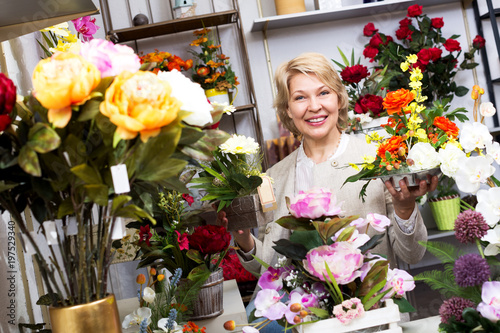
[{"xmin": 428, "ymin": 194, "xmax": 461, "ymax": 230}]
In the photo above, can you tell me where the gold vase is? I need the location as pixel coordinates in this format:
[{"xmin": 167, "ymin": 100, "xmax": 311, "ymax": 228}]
[
  {"xmin": 274, "ymin": 0, "xmax": 306, "ymax": 15},
  {"xmin": 49, "ymin": 294, "xmax": 122, "ymax": 333}
]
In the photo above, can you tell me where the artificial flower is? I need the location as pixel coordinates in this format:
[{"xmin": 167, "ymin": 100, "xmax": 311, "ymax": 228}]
[
  {"xmin": 258, "ymin": 267, "xmax": 284, "ymax": 291},
  {"xmin": 454, "ymin": 209, "xmax": 489, "ymax": 243},
  {"xmin": 477, "ymin": 281, "xmax": 500, "ymax": 323},
  {"xmin": 254, "ymin": 289, "xmax": 287, "ymax": 320},
  {"xmin": 443, "ymin": 39, "xmax": 461, "ymax": 52},
  {"xmin": 365, "ymin": 213, "xmax": 391, "ymax": 232},
  {"xmin": 340, "ymin": 64, "xmax": 369, "ymax": 84},
  {"xmin": 382, "ymin": 88, "xmax": 414, "ymax": 115},
  {"xmin": 72, "ymin": 16, "xmax": 99, "ymax": 41},
  {"xmin": 40, "ymin": 22, "xmax": 70, "ymax": 36},
  {"xmin": 406, "ymin": 142, "xmax": 440, "ymax": 171},
  {"xmin": 453, "ymin": 254, "xmax": 490, "ymax": 287},
  {"xmin": 473, "ymin": 35, "xmax": 486, "ymax": 49},
  {"xmin": 219, "ymin": 134, "xmax": 259, "ymax": 155},
  {"xmin": 480, "ymin": 101, "xmax": 496, "ymax": 117},
  {"xmin": 459, "ymin": 122, "xmax": 493, "ymax": 152},
  {"xmin": 483, "ymin": 225, "xmax": 500, "ymax": 256},
  {"xmin": 406, "ymin": 4, "xmax": 422, "ymax": 17},
  {"xmin": 157, "ymin": 318, "xmax": 183, "ymax": 333},
  {"xmin": 354, "ymin": 94, "xmax": 384, "ymax": 116},
  {"xmin": 188, "ymin": 224, "xmax": 231, "ymax": 255},
  {"xmin": 439, "ymin": 297, "xmax": 476, "ymax": 324},
  {"xmin": 139, "ymin": 225, "xmax": 152, "ymax": 246},
  {"xmin": 363, "ymin": 22, "xmax": 378, "ymax": 36},
  {"xmin": 0, "ymin": 73, "xmax": 16, "ymax": 131},
  {"xmin": 476, "ymin": 187, "xmax": 500, "ymax": 227},
  {"xmin": 288, "ymin": 187, "xmax": 343, "ymax": 220},
  {"xmin": 122, "ymin": 307, "xmax": 152, "ymax": 329},
  {"xmin": 284, "ymin": 290, "xmax": 319, "ymax": 324},
  {"xmin": 437, "ymin": 144, "xmax": 466, "ymax": 178},
  {"xmin": 453, "ymin": 155, "xmax": 495, "ymax": 194},
  {"xmin": 486, "ymin": 141, "xmax": 500, "ymax": 164},
  {"xmin": 100, "ymin": 70, "xmax": 181, "ymax": 142},
  {"xmin": 143, "ymin": 287, "xmax": 155, "ymax": 303},
  {"xmin": 333, "ymin": 298, "xmax": 365, "ymax": 325},
  {"xmin": 431, "ymin": 17, "xmax": 444, "ymax": 29}
]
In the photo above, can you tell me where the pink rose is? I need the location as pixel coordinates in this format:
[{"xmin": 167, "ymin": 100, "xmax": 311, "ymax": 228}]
[
  {"xmin": 79, "ymin": 39, "xmax": 141, "ymax": 78},
  {"xmin": 287, "ymin": 187, "xmax": 343, "ymax": 219},
  {"xmin": 303, "ymin": 242, "xmax": 363, "ymax": 285}
]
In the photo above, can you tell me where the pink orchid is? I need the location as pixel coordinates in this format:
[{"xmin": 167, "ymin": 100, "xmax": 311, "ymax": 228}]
[
  {"xmin": 366, "ymin": 213, "xmax": 391, "ymax": 232},
  {"xmin": 477, "ymin": 281, "xmax": 500, "ymax": 323},
  {"xmin": 284, "ymin": 289, "xmax": 319, "ymax": 324},
  {"xmin": 175, "ymin": 230, "xmax": 189, "ymax": 251},
  {"xmin": 72, "ymin": 16, "xmax": 99, "ymax": 41},
  {"xmin": 258, "ymin": 267, "xmax": 284, "ymax": 291},
  {"xmin": 333, "ymin": 228, "xmax": 370, "ymax": 248},
  {"xmin": 254, "ymin": 289, "xmax": 287, "ymax": 320},
  {"xmin": 383, "ymin": 268, "xmax": 415, "ymax": 299}
]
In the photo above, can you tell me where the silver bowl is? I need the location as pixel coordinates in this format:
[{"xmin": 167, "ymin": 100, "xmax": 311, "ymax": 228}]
[{"xmin": 363, "ymin": 167, "xmax": 442, "ymax": 190}]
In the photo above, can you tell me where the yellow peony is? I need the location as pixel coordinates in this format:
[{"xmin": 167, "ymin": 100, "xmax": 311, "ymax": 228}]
[
  {"xmin": 100, "ymin": 71, "xmax": 181, "ymax": 142},
  {"xmin": 32, "ymin": 52, "xmax": 101, "ymax": 128}
]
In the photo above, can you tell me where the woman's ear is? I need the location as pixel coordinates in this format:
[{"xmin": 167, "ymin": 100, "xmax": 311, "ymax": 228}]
[{"xmin": 286, "ymin": 106, "xmax": 293, "ymax": 119}]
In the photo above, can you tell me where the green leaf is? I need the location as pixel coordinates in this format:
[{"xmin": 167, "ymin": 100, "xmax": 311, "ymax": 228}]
[
  {"xmin": 71, "ymin": 164, "xmax": 103, "ymax": 184},
  {"xmin": 84, "ymin": 184, "xmax": 109, "ymax": 206},
  {"xmin": 111, "ymin": 195, "xmax": 132, "ymax": 212},
  {"xmin": 137, "ymin": 158, "xmax": 187, "ymax": 182},
  {"xmin": 186, "ymin": 249, "xmax": 204, "ymax": 263},
  {"xmin": 275, "ymin": 215, "xmax": 315, "ymax": 231},
  {"xmin": 0, "ymin": 181, "xmax": 18, "ymax": 193},
  {"xmin": 19, "ymin": 146, "xmax": 41, "ymax": 177},
  {"xmin": 115, "ymin": 204, "xmax": 156, "ymax": 224},
  {"xmin": 77, "ymin": 99, "xmax": 102, "ymax": 121},
  {"xmin": 393, "ymin": 297, "xmax": 416, "ymax": 313},
  {"xmin": 454, "ymin": 86, "xmax": 469, "ymax": 97},
  {"xmin": 27, "ymin": 123, "xmax": 61, "ymax": 153},
  {"xmin": 57, "ymin": 198, "xmax": 74, "ymax": 218},
  {"xmin": 308, "ymin": 307, "xmax": 329, "ymax": 319},
  {"xmin": 289, "ymin": 230, "xmax": 323, "ymax": 251},
  {"xmin": 272, "ymin": 239, "xmax": 308, "ymax": 261}
]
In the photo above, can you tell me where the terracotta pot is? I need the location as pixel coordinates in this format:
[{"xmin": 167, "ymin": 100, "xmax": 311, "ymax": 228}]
[
  {"xmin": 222, "ymin": 194, "xmax": 266, "ymax": 231},
  {"xmin": 49, "ymin": 294, "xmax": 121, "ymax": 333},
  {"xmin": 274, "ymin": 0, "xmax": 306, "ymax": 15},
  {"xmin": 189, "ymin": 268, "xmax": 224, "ymax": 320}
]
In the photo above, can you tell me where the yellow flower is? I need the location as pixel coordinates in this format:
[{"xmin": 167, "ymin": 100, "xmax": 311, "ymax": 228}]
[
  {"xmin": 400, "ymin": 61, "xmax": 409, "ymax": 72},
  {"xmin": 406, "ymin": 54, "xmax": 418, "ymax": 64},
  {"xmin": 40, "ymin": 22, "xmax": 70, "ymax": 36},
  {"xmin": 32, "ymin": 52, "xmax": 101, "ymax": 128},
  {"xmin": 409, "ymin": 67, "xmax": 423, "ymax": 81},
  {"xmin": 349, "ymin": 163, "xmax": 360, "ymax": 171},
  {"xmin": 415, "ymin": 128, "xmax": 428, "ymax": 141},
  {"xmin": 415, "ymin": 94, "xmax": 428, "ymax": 103},
  {"xmin": 409, "ymin": 80, "xmax": 422, "ymax": 90},
  {"xmin": 100, "ymin": 71, "xmax": 181, "ymax": 142}
]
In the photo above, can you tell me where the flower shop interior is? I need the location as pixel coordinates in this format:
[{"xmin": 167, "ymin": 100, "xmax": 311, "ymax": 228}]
[{"xmin": 1, "ymin": 0, "xmax": 500, "ymax": 332}]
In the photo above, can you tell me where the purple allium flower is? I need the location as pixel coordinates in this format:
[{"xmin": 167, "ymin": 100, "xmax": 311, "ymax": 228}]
[
  {"xmin": 439, "ymin": 297, "xmax": 476, "ymax": 324},
  {"xmin": 454, "ymin": 209, "xmax": 489, "ymax": 243},
  {"xmin": 453, "ymin": 253, "xmax": 490, "ymax": 287}
]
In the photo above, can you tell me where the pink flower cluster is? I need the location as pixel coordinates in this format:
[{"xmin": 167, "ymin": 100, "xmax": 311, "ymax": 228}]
[
  {"xmin": 333, "ymin": 298, "xmax": 365, "ymax": 325},
  {"xmin": 287, "ymin": 187, "xmax": 343, "ymax": 219}
]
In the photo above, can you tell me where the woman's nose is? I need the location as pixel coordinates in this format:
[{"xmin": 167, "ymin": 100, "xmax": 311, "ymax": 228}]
[{"xmin": 308, "ymin": 97, "xmax": 321, "ymax": 111}]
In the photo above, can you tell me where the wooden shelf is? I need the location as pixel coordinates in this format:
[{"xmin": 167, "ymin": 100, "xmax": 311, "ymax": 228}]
[
  {"xmin": 107, "ymin": 10, "xmax": 238, "ymax": 43},
  {"xmin": 251, "ymin": 0, "xmax": 462, "ymax": 32}
]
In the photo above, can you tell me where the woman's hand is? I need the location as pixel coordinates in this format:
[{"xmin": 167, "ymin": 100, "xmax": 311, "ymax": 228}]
[
  {"xmin": 384, "ymin": 175, "xmax": 439, "ymax": 220},
  {"xmin": 216, "ymin": 209, "xmax": 255, "ymax": 253}
]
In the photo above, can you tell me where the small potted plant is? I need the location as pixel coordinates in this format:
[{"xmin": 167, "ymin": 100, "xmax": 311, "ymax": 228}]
[{"xmin": 139, "ymin": 49, "xmax": 193, "ymax": 74}]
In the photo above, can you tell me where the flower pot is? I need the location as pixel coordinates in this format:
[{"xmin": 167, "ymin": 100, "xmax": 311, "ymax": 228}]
[
  {"xmin": 49, "ymin": 294, "xmax": 121, "ymax": 333},
  {"xmin": 294, "ymin": 299, "xmax": 402, "ymax": 333},
  {"xmin": 222, "ymin": 194, "xmax": 266, "ymax": 231},
  {"xmin": 205, "ymin": 88, "xmax": 230, "ymax": 105},
  {"xmin": 429, "ymin": 194, "xmax": 461, "ymax": 231},
  {"xmin": 189, "ymin": 268, "xmax": 224, "ymax": 320},
  {"xmin": 274, "ymin": 0, "xmax": 306, "ymax": 15}
]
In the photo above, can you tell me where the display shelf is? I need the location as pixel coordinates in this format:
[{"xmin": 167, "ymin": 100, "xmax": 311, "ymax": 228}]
[
  {"xmin": 107, "ymin": 10, "xmax": 238, "ymax": 43},
  {"xmin": 427, "ymin": 228, "xmax": 454, "ymax": 240},
  {"xmin": 251, "ymin": 0, "xmax": 462, "ymax": 32}
]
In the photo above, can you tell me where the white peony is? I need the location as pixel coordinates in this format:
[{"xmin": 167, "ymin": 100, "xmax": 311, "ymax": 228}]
[
  {"xmin": 453, "ymin": 156, "xmax": 495, "ymax": 194},
  {"xmin": 157, "ymin": 69, "xmax": 213, "ymax": 127},
  {"xmin": 459, "ymin": 122, "xmax": 493, "ymax": 153},
  {"xmin": 143, "ymin": 286, "xmax": 155, "ymax": 304},
  {"xmin": 482, "ymin": 225, "xmax": 500, "ymax": 256},
  {"xmin": 486, "ymin": 141, "xmax": 500, "ymax": 165},
  {"xmin": 438, "ymin": 144, "xmax": 466, "ymax": 177},
  {"xmin": 407, "ymin": 142, "xmax": 440, "ymax": 171},
  {"xmin": 220, "ymin": 134, "xmax": 259, "ymax": 155},
  {"xmin": 476, "ymin": 187, "xmax": 500, "ymax": 227},
  {"xmin": 122, "ymin": 307, "xmax": 152, "ymax": 329},
  {"xmin": 480, "ymin": 102, "xmax": 496, "ymax": 117}
]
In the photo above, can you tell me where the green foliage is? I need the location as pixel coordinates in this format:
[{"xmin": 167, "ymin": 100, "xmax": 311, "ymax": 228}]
[{"xmin": 439, "ymin": 308, "xmax": 500, "ymax": 332}]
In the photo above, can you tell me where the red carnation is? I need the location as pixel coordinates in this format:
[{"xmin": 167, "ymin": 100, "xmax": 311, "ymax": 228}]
[
  {"xmin": 407, "ymin": 4, "xmax": 422, "ymax": 17},
  {"xmin": 444, "ymin": 39, "xmax": 461, "ymax": 52},
  {"xmin": 341, "ymin": 64, "xmax": 369, "ymax": 84},
  {"xmin": 395, "ymin": 26, "xmax": 413, "ymax": 41},
  {"xmin": 354, "ymin": 94, "xmax": 384, "ymax": 116},
  {"xmin": 0, "ymin": 73, "xmax": 16, "ymax": 132},
  {"xmin": 473, "ymin": 35, "xmax": 486, "ymax": 49},
  {"xmin": 431, "ymin": 17, "xmax": 444, "ymax": 29},
  {"xmin": 369, "ymin": 33, "xmax": 384, "ymax": 48},
  {"xmin": 429, "ymin": 47, "xmax": 443, "ymax": 61},
  {"xmin": 363, "ymin": 22, "xmax": 378, "ymax": 37},
  {"xmin": 363, "ymin": 46, "xmax": 379, "ymax": 61},
  {"xmin": 0, "ymin": 115, "xmax": 11, "ymax": 132},
  {"xmin": 188, "ymin": 225, "xmax": 231, "ymax": 255}
]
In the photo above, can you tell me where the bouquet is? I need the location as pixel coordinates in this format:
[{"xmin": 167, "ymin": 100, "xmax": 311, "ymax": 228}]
[
  {"xmin": 140, "ymin": 49, "xmax": 193, "ymax": 74},
  {"xmin": 362, "ymin": 4, "xmax": 485, "ymax": 104},
  {"xmin": 189, "ymin": 28, "xmax": 239, "ymax": 92},
  {"xmin": 191, "ymin": 134, "xmax": 264, "ymax": 212},
  {"xmin": 0, "ymin": 37, "xmax": 227, "ymax": 307},
  {"xmin": 345, "ymin": 54, "xmax": 468, "ymax": 199},
  {"xmin": 333, "ymin": 48, "xmax": 393, "ymax": 133},
  {"xmin": 225, "ymin": 187, "xmax": 415, "ymax": 332}
]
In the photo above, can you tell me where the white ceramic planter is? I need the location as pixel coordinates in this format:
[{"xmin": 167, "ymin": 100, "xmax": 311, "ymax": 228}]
[{"xmin": 295, "ymin": 299, "xmax": 402, "ymax": 333}]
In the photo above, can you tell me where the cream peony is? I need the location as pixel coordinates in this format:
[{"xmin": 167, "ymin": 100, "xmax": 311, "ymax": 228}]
[
  {"xmin": 438, "ymin": 144, "xmax": 466, "ymax": 177},
  {"xmin": 407, "ymin": 142, "xmax": 440, "ymax": 171},
  {"xmin": 459, "ymin": 122, "xmax": 493, "ymax": 153},
  {"xmin": 219, "ymin": 134, "xmax": 259, "ymax": 155}
]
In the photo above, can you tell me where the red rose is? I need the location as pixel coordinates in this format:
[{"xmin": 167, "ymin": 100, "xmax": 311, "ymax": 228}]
[
  {"xmin": 363, "ymin": 46, "xmax": 379, "ymax": 60},
  {"xmin": 188, "ymin": 225, "xmax": 231, "ymax": 255},
  {"xmin": 369, "ymin": 33, "xmax": 384, "ymax": 48},
  {"xmin": 399, "ymin": 18, "xmax": 412, "ymax": 27},
  {"xmin": 341, "ymin": 64, "xmax": 369, "ymax": 84},
  {"xmin": 395, "ymin": 26, "xmax": 413, "ymax": 41},
  {"xmin": 431, "ymin": 17, "xmax": 444, "ymax": 29},
  {"xmin": 416, "ymin": 49, "xmax": 433, "ymax": 65},
  {"xmin": 0, "ymin": 114, "xmax": 11, "ymax": 132},
  {"xmin": 182, "ymin": 193, "xmax": 194, "ymax": 206},
  {"xmin": 443, "ymin": 39, "xmax": 461, "ymax": 52},
  {"xmin": 414, "ymin": 60, "xmax": 427, "ymax": 71},
  {"xmin": 0, "ymin": 73, "xmax": 16, "ymax": 116},
  {"xmin": 384, "ymin": 35, "xmax": 394, "ymax": 45},
  {"xmin": 354, "ymin": 94, "xmax": 384, "ymax": 116},
  {"xmin": 429, "ymin": 47, "xmax": 442, "ymax": 61},
  {"xmin": 407, "ymin": 4, "xmax": 422, "ymax": 17},
  {"xmin": 473, "ymin": 35, "xmax": 486, "ymax": 49},
  {"xmin": 363, "ymin": 22, "xmax": 378, "ymax": 36}
]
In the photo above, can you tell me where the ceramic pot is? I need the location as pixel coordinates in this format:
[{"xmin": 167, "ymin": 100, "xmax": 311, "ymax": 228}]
[
  {"xmin": 205, "ymin": 88, "xmax": 230, "ymax": 104},
  {"xmin": 49, "ymin": 294, "xmax": 121, "ymax": 333},
  {"xmin": 429, "ymin": 194, "xmax": 461, "ymax": 231},
  {"xmin": 274, "ymin": 0, "xmax": 306, "ymax": 15}
]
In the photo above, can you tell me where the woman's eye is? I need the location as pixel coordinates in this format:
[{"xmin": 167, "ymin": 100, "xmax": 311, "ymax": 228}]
[
  {"xmin": 320, "ymin": 90, "xmax": 330, "ymax": 96},
  {"xmin": 294, "ymin": 95, "xmax": 305, "ymax": 101}
]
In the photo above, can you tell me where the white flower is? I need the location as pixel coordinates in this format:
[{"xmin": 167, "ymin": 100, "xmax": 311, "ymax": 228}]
[
  {"xmin": 486, "ymin": 141, "xmax": 500, "ymax": 165},
  {"xmin": 407, "ymin": 142, "xmax": 440, "ymax": 171},
  {"xmin": 358, "ymin": 113, "xmax": 373, "ymax": 124},
  {"xmin": 143, "ymin": 286, "xmax": 155, "ymax": 303},
  {"xmin": 438, "ymin": 144, "xmax": 466, "ymax": 177},
  {"xmin": 220, "ymin": 134, "xmax": 259, "ymax": 155},
  {"xmin": 482, "ymin": 225, "xmax": 500, "ymax": 256},
  {"xmin": 453, "ymin": 156, "xmax": 495, "ymax": 194},
  {"xmin": 40, "ymin": 22, "xmax": 70, "ymax": 36},
  {"xmin": 476, "ymin": 187, "xmax": 500, "ymax": 227},
  {"xmin": 480, "ymin": 102, "xmax": 496, "ymax": 117},
  {"xmin": 459, "ymin": 122, "xmax": 493, "ymax": 153},
  {"xmin": 122, "ymin": 307, "xmax": 152, "ymax": 329},
  {"xmin": 157, "ymin": 69, "xmax": 213, "ymax": 127},
  {"xmin": 211, "ymin": 101, "xmax": 236, "ymax": 114},
  {"xmin": 348, "ymin": 110, "xmax": 356, "ymax": 120},
  {"xmin": 156, "ymin": 318, "xmax": 182, "ymax": 332}
]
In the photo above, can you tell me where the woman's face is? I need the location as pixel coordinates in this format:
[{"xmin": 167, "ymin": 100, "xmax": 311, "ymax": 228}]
[{"xmin": 287, "ymin": 73, "xmax": 340, "ymax": 143}]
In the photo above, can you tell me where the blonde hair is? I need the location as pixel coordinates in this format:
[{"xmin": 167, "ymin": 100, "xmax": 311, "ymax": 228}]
[{"xmin": 273, "ymin": 52, "xmax": 349, "ymax": 137}]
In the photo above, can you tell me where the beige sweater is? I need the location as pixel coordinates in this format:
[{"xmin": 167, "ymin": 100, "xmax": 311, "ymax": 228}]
[{"xmin": 239, "ymin": 135, "xmax": 427, "ymax": 276}]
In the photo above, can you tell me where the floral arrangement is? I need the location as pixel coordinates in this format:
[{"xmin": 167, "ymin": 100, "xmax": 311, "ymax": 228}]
[
  {"xmin": 123, "ymin": 268, "xmax": 207, "ymax": 333},
  {"xmin": 0, "ymin": 38, "xmax": 227, "ymax": 307},
  {"xmin": 140, "ymin": 49, "xmax": 193, "ymax": 74},
  {"xmin": 362, "ymin": 4, "xmax": 485, "ymax": 104},
  {"xmin": 225, "ymin": 187, "xmax": 416, "ymax": 332},
  {"xmin": 191, "ymin": 134, "xmax": 264, "ymax": 211},
  {"xmin": 333, "ymin": 48, "xmax": 393, "ymax": 133},
  {"xmin": 189, "ymin": 28, "xmax": 239, "ymax": 91},
  {"xmin": 220, "ymin": 248, "xmax": 258, "ymax": 283},
  {"xmin": 345, "ymin": 54, "xmax": 469, "ymax": 199}
]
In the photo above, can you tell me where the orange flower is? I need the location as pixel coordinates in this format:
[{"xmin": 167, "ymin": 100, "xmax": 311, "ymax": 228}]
[
  {"xmin": 193, "ymin": 28, "xmax": 211, "ymax": 36},
  {"xmin": 208, "ymin": 44, "xmax": 221, "ymax": 49},
  {"xmin": 190, "ymin": 37, "xmax": 207, "ymax": 46},
  {"xmin": 184, "ymin": 59, "xmax": 193, "ymax": 70},
  {"xmin": 206, "ymin": 60, "xmax": 224, "ymax": 68},
  {"xmin": 218, "ymin": 53, "xmax": 230, "ymax": 60},
  {"xmin": 204, "ymin": 72, "xmax": 221, "ymax": 84},
  {"xmin": 383, "ymin": 88, "xmax": 415, "ymax": 115},
  {"xmin": 433, "ymin": 116, "xmax": 459, "ymax": 138},
  {"xmin": 377, "ymin": 136, "xmax": 407, "ymax": 160}
]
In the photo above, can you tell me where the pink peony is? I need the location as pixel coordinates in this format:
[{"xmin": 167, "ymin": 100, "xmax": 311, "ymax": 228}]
[
  {"xmin": 287, "ymin": 187, "xmax": 343, "ymax": 219},
  {"xmin": 477, "ymin": 281, "xmax": 500, "ymax": 323},
  {"xmin": 303, "ymin": 242, "xmax": 363, "ymax": 285},
  {"xmin": 365, "ymin": 213, "xmax": 391, "ymax": 232},
  {"xmin": 79, "ymin": 39, "xmax": 141, "ymax": 78}
]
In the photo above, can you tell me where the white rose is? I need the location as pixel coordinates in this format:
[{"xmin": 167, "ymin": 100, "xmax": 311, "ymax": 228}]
[
  {"xmin": 480, "ymin": 102, "xmax": 496, "ymax": 117},
  {"xmin": 459, "ymin": 122, "xmax": 493, "ymax": 153},
  {"xmin": 157, "ymin": 69, "xmax": 213, "ymax": 127},
  {"xmin": 407, "ymin": 142, "xmax": 440, "ymax": 171},
  {"xmin": 438, "ymin": 144, "xmax": 466, "ymax": 177}
]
